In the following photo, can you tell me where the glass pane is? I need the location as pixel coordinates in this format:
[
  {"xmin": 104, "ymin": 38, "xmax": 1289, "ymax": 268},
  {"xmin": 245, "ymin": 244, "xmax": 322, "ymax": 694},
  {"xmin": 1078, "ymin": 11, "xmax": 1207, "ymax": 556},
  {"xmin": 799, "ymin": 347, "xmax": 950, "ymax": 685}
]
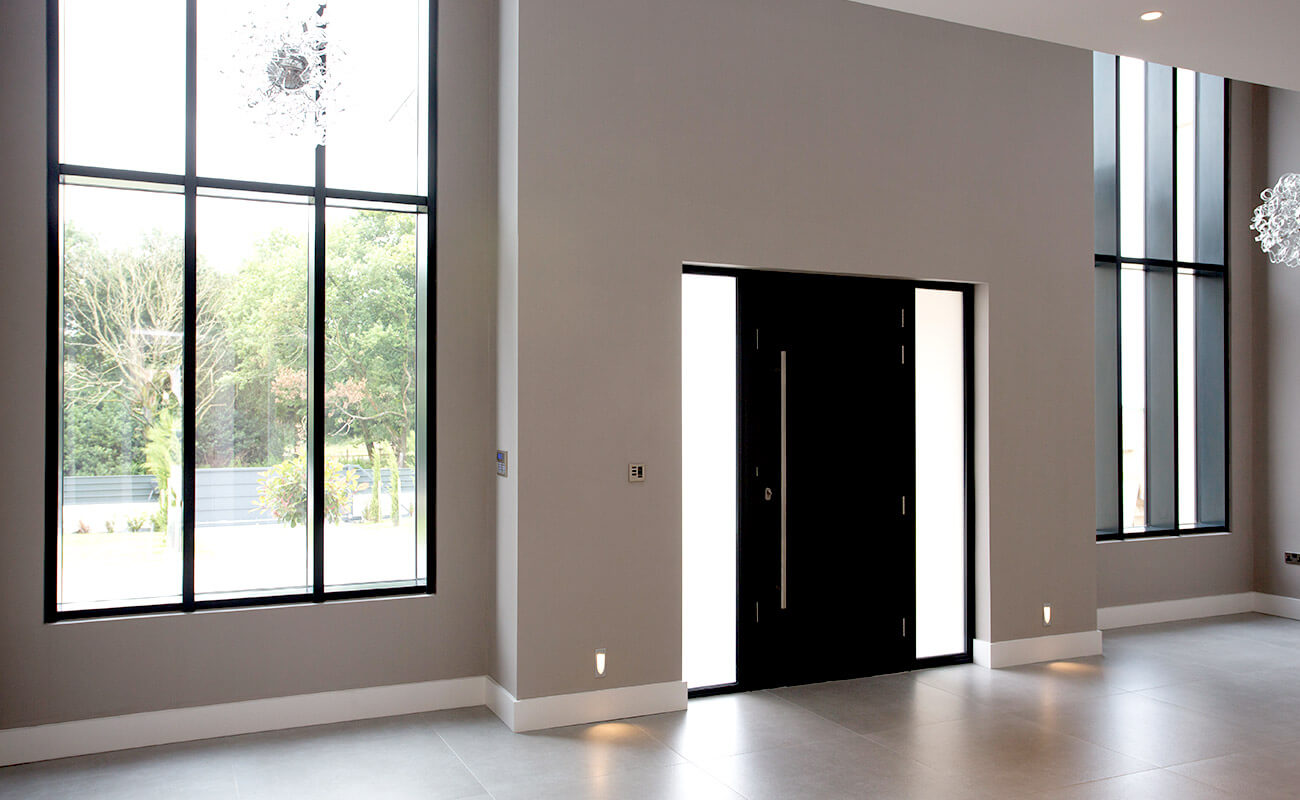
[
  {"xmin": 1093, "ymin": 53, "xmax": 1118, "ymax": 257},
  {"xmin": 60, "ymin": 0, "xmax": 186, "ymax": 173},
  {"xmin": 1177, "ymin": 270, "xmax": 1197, "ymax": 526},
  {"xmin": 1095, "ymin": 263, "xmax": 1120, "ymax": 532},
  {"xmin": 1119, "ymin": 57, "xmax": 1146, "ymax": 259},
  {"xmin": 194, "ymin": 195, "xmax": 313, "ymax": 600},
  {"xmin": 59, "ymin": 185, "xmax": 184, "ymax": 611},
  {"xmin": 682, "ymin": 273, "xmax": 738, "ymax": 689},
  {"xmin": 1121, "ymin": 266, "xmax": 1146, "ymax": 529},
  {"xmin": 1176, "ymin": 69, "xmax": 1197, "ymax": 263},
  {"xmin": 323, "ymin": 207, "xmax": 421, "ymax": 590},
  {"xmin": 197, "ymin": 0, "xmax": 318, "ymax": 186},
  {"xmin": 1195, "ymin": 274, "xmax": 1227, "ymax": 523},
  {"xmin": 327, "ymin": 0, "xmax": 426, "ymax": 195},
  {"xmin": 1144, "ymin": 267, "xmax": 1176, "ymax": 528},
  {"xmin": 1144, "ymin": 63, "xmax": 1173, "ymax": 261},
  {"xmin": 914, "ymin": 289, "xmax": 966, "ymax": 660},
  {"xmin": 1195, "ymin": 74, "xmax": 1226, "ymax": 266}
]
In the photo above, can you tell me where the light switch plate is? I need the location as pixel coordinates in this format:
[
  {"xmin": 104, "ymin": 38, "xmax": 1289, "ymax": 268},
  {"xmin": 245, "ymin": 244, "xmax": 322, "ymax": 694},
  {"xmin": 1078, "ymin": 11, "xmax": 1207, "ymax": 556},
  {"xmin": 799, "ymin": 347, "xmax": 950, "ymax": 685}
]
[
  {"xmin": 628, "ymin": 463, "xmax": 645, "ymax": 482},
  {"xmin": 1286, "ymin": 552, "xmax": 1300, "ymax": 566}
]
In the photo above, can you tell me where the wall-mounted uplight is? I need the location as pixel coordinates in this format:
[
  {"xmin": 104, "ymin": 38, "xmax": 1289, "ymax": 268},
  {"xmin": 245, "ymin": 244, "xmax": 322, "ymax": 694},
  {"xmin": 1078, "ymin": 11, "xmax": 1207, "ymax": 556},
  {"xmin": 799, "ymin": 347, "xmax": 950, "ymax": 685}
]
[
  {"xmin": 1139, "ymin": 10, "xmax": 1164, "ymax": 21},
  {"xmin": 595, "ymin": 648, "xmax": 607, "ymax": 678},
  {"xmin": 1042, "ymin": 603, "xmax": 1053, "ymax": 627}
]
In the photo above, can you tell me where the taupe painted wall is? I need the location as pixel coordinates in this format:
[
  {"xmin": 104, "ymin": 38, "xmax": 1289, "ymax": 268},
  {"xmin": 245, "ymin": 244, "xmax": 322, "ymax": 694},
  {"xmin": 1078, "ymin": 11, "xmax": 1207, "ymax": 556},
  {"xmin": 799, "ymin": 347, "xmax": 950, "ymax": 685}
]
[
  {"xmin": 1095, "ymin": 84, "xmax": 1263, "ymax": 608},
  {"xmin": 494, "ymin": 0, "xmax": 519, "ymax": 697},
  {"xmin": 0, "ymin": 0, "xmax": 498, "ymax": 729},
  {"xmin": 1259, "ymin": 87, "xmax": 1300, "ymax": 599},
  {"xmin": 506, "ymin": 0, "xmax": 1095, "ymax": 701}
]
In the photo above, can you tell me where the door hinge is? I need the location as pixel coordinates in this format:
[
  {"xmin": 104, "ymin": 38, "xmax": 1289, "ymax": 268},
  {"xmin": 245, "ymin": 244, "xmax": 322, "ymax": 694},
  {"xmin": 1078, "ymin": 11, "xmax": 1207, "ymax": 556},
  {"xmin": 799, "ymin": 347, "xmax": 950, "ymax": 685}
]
[
  {"xmin": 756, "ymin": 601, "xmax": 760, "ymax": 623},
  {"xmin": 902, "ymin": 618, "xmax": 907, "ymax": 637},
  {"xmin": 755, "ymin": 329, "xmax": 760, "ymax": 350},
  {"xmin": 902, "ymin": 496, "xmax": 906, "ymax": 515},
  {"xmin": 901, "ymin": 308, "xmax": 905, "ymax": 328},
  {"xmin": 901, "ymin": 345, "xmax": 905, "ymax": 365}
]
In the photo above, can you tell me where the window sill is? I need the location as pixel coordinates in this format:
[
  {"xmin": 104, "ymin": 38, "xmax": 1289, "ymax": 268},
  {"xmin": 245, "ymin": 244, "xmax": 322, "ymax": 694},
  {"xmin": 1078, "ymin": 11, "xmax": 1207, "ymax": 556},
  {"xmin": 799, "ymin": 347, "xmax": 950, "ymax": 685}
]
[{"xmin": 1097, "ymin": 528, "xmax": 1230, "ymax": 543}]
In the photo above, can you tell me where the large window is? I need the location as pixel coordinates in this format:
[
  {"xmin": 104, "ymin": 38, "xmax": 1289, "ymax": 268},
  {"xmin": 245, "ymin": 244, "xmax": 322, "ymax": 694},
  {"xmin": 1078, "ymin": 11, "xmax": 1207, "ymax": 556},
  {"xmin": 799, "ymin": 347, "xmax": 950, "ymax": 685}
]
[
  {"xmin": 49, "ymin": 0, "xmax": 434, "ymax": 618},
  {"xmin": 1094, "ymin": 53, "xmax": 1226, "ymax": 539}
]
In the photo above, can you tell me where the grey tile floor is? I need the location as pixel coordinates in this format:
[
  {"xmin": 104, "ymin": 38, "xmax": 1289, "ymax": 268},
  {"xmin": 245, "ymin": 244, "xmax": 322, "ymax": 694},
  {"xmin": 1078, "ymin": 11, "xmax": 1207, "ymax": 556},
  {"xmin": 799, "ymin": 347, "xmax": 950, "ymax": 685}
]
[{"xmin": 3, "ymin": 613, "xmax": 1299, "ymax": 799}]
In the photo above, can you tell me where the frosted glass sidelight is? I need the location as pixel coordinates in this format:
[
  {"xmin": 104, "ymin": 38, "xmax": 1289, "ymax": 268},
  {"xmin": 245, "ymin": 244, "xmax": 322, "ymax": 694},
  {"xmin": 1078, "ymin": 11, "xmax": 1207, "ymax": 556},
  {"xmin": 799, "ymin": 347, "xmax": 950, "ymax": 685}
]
[
  {"xmin": 682, "ymin": 274, "xmax": 738, "ymax": 689},
  {"xmin": 914, "ymin": 289, "xmax": 965, "ymax": 660}
]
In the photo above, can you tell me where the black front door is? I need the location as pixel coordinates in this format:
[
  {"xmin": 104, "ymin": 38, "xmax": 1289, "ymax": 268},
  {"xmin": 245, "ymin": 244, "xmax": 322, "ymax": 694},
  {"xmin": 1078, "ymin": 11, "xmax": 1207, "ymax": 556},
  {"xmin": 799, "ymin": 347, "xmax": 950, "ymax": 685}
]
[{"xmin": 737, "ymin": 271, "xmax": 915, "ymax": 689}]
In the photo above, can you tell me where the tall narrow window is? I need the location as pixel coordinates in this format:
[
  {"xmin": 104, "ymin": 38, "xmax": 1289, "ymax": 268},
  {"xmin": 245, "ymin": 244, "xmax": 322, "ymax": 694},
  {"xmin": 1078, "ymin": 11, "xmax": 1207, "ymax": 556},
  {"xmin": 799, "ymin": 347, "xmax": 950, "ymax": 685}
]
[
  {"xmin": 1094, "ymin": 53, "xmax": 1227, "ymax": 539},
  {"xmin": 50, "ymin": 0, "xmax": 435, "ymax": 618}
]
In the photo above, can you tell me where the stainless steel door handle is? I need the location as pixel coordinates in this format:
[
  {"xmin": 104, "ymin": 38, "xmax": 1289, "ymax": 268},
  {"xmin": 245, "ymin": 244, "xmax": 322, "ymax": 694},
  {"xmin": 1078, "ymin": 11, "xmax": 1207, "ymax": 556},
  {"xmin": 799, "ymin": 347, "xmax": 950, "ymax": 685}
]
[{"xmin": 780, "ymin": 349, "xmax": 787, "ymax": 610}]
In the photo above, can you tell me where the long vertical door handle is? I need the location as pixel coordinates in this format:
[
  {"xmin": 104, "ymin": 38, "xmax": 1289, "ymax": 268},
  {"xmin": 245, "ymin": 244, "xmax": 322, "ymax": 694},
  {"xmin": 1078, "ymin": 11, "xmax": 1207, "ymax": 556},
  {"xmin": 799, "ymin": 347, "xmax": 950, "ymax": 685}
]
[{"xmin": 780, "ymin": 349, "xmax": 788, "ymax": 610}]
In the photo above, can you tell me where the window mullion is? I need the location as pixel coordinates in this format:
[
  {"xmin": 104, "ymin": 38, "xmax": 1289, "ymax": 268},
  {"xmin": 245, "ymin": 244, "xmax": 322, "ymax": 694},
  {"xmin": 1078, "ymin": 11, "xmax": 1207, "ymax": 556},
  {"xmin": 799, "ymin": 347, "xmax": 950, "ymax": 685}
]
[
  {"xmin": 309, "ymin": 144, "xmax": 327, "ymax": 600},
  {"xmin": 181, "ymin": 0, "xmax": 198, "ymax": 611}
]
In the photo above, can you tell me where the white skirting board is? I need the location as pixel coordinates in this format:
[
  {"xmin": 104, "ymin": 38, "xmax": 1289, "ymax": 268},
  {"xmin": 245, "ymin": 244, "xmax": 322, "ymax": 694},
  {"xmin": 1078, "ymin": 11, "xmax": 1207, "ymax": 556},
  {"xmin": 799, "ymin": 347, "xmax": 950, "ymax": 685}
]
[
  {"xmin": 973, "ymin": 630, "xmax": 1103, "ymax": 669},
  {"xmin": 1097, "ymin": 592, "xmax": 1255, "ymax": 629},
  {"xmin": 1254, "ymin": 592, "xmax": 1300, "ymax": 621},
  {"xmin": 485, "ymin": 679, "xmax": 687, "ymax": 733},
  {"xmin": 0, "ymin": 676, "xmax": 486, "ymax": 768}
]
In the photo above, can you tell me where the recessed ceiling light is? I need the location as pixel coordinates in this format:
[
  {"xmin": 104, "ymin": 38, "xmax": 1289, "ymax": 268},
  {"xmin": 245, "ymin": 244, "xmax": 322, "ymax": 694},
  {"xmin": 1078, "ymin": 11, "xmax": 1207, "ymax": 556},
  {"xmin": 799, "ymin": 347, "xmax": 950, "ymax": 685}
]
[{"xmin": 1140, "ymin": 10, "xmax": 1164, "ymax": 21}]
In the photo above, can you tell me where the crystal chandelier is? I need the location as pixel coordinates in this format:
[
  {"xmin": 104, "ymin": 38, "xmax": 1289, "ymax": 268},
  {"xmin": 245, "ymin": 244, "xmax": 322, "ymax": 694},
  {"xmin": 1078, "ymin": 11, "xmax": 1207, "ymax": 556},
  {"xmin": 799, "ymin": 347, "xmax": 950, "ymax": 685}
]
[
  {"xmin": 1251, "ymin": 173, "xmax": 1300, "ymax": 269},
  {"xmin": 234, "ymin": 1, "xmax": 339, "ymax": 145}
]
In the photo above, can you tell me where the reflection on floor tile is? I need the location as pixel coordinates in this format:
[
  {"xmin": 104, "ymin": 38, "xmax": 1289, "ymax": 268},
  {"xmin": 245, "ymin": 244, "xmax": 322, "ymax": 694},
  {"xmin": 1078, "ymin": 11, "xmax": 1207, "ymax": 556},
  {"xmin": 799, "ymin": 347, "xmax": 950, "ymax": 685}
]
[{"xmin": 4, "ymin": 614, "xmax": 1300, "ymax": 799}]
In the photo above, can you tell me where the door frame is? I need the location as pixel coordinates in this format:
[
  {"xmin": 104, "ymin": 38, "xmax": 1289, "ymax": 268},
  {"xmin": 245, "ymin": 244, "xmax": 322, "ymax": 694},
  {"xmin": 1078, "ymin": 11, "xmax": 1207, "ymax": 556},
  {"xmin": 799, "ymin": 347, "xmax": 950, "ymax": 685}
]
[{"xmin": 683, "ymin": 264, "xmax": 976, "ymax": 697}]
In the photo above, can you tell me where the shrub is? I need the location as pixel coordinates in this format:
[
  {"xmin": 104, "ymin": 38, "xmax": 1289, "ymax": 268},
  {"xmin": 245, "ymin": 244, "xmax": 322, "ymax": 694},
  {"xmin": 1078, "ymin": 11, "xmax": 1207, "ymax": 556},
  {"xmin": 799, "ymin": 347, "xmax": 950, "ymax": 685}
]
[
  {"xmin": 144, "ymin": 408, "xmax": 179, "ymax": 531},
  {"xmin": 76, "ymin": 519, "xmax": 91, "ymax": 534},
  {"xmin": 365, "ymin": 456, "xmax": 382, "ymax": 523},
  {"xmin": 104, "ymin": 518, "xmax": 115, "ymax": 534},
  {"xmin": 126, "ymin": 515, "xmax": 146, "ymax": 532},
  {"xmin": 390, "ymin": 450, "xmax": 401, "ymax": 525},
  {"xmin": 256, "ymin": 454, "xmax": 355, "ymax": 528}
]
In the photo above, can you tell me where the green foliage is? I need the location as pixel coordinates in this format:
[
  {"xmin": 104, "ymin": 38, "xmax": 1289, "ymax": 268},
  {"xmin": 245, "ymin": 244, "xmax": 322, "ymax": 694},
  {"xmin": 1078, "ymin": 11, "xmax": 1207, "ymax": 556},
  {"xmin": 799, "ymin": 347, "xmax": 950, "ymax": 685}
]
[
  {"xmin": 62, "ymin": 211, "xmax": 418, "ymax": 489},
  {"xmin": 103, "ymin": 518, "xmax": 115, "ymax": 534},
  {"xmin": 390, "ymin": 448, "xmax": 401, "ymax": 525},
  {"xmin": 126, "ymin": 515, "xmax": 146, "ymax": 532},
  {"xmin": 255, "ymin": 455, "xmax": 356, "ymax": 528},
  {"xmin": 143, "ymin": 407, "xmax": 179, "ymax": 528},
  {"xmin": 365, "ymin": 455, "xmax": 382, "ymax": 523},
  {"xmin": 150, "ymin": 508, "xmax": 167, "ymax": 533},
  {"xmin": 62, "ymin": 398, "xmax": 143, "ymax": 476}
]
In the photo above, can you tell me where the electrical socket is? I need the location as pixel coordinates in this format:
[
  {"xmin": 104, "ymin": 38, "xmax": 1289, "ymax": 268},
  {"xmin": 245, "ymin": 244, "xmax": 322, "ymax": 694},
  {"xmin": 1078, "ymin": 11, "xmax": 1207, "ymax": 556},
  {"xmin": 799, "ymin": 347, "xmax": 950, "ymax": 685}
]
[{"xmin": 1285, "ymin": 552, "xmax": 1300, "ymax": 566}]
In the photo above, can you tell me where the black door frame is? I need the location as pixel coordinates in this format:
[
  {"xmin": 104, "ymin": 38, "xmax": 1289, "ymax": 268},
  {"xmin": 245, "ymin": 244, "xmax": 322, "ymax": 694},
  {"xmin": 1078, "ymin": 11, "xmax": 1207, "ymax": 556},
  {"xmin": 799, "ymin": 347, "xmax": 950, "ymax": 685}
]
[{"xmin": 683, "ymin": 264, "xmax": 976, "ymax": 697}]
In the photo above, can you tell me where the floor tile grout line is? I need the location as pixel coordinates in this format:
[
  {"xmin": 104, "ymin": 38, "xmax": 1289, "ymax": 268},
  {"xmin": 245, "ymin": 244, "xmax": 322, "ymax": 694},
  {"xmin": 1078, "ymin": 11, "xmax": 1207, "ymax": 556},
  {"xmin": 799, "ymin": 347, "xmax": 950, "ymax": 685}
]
[{"xmin": 432, "ymin": 727, "xmax": 498, "ymax": 800}]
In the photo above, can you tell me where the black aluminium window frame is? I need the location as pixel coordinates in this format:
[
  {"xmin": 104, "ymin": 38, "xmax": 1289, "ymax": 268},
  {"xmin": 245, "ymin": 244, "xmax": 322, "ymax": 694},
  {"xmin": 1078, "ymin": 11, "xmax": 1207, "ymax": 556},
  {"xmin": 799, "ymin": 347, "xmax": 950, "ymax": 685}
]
[
  {"xmin": 44, "ymin": 0, "xmax": 439, "ymax": 622},
  {"xmin": 681, "ymin": 265, "xmax": 976, "ymax": 698},
  {"xmin": 1094, "ymin": 55, "xmax": 1230, "ymax": 542}
]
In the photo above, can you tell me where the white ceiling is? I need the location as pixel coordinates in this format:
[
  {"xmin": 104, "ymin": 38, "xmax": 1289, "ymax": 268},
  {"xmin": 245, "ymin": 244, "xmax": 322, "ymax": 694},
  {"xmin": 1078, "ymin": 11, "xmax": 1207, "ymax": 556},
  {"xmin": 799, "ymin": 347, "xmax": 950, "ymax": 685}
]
[{"xmin": 850, "ymin": 0, "xmax": 1300, "ymax": 92}]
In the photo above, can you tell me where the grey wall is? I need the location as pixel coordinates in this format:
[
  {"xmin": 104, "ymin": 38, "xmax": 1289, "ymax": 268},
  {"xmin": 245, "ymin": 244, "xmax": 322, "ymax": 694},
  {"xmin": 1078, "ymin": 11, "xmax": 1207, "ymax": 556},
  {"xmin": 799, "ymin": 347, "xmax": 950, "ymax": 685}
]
[
  {"xmin": 493, "ymin": 0, "xmax": 518, "ymax": 697},
  {"xmin": 1095, "ymin": 83, "xmax": 1264, "ymax": 608},
  {"xmin": 0, "ymin": 0, "xmax": 498, "ymax": 729},
  {"xmin": 505, "ymin": 0, "xmax": 1095, "ymax": 702},
  {"xmin": 1259, "ymin": 87, "xmax": 1300, "ymax": 599}
]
